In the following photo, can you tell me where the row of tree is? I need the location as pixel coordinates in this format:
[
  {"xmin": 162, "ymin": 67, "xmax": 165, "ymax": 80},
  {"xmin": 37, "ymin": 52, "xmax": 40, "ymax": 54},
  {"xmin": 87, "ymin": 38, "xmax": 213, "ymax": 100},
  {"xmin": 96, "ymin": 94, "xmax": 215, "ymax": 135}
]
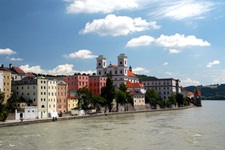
[
  {"xmin": 76, "ymin": 76, "xmax": 133, "ymax": 113},
  {"xmin": 145, "ymin": 88, "xmax": 191, "ymax": 108}
]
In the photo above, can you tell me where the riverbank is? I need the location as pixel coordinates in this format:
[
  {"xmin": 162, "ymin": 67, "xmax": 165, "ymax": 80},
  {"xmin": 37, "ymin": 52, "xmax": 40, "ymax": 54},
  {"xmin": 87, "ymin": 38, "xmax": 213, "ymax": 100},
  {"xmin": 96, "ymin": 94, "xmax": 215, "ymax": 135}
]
[{"xmin": 0, "ymin": 105, "xmax": 194, "ymax": 128}]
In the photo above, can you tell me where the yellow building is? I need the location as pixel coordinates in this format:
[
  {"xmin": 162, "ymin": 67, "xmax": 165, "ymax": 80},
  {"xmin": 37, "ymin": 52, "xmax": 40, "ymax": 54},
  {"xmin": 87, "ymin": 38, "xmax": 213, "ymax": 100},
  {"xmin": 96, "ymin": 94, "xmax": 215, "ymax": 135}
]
[
  {"xmin": 67, "ymin": 97, "xmax": 78, "ymax": 111},
  {"xmin": 1, "ymin": 70, "xmax": 12, "ymax": 103}
]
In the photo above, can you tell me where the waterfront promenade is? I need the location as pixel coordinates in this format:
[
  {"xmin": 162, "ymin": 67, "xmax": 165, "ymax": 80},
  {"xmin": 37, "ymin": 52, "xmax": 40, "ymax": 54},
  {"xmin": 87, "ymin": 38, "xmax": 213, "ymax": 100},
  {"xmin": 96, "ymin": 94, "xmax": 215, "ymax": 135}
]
[{"xmin": 0, "ymin": 106, "xmax": 193, "ymax": 128}]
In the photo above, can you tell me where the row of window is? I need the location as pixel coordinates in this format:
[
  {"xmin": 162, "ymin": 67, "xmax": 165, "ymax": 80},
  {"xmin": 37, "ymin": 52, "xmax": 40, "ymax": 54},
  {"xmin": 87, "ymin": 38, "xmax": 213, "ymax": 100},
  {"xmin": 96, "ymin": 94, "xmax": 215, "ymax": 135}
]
[{"xmin": 67, "ymin": 76, "xmax": 88, "ymax": 80}]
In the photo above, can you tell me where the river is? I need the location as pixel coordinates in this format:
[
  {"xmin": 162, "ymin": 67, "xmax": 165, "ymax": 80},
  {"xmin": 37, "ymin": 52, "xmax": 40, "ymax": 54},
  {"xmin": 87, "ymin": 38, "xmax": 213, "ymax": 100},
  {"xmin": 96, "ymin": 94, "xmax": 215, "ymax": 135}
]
[{"xmin": 0, "ymin": 101, "xmax": 224, "ymax": 150}]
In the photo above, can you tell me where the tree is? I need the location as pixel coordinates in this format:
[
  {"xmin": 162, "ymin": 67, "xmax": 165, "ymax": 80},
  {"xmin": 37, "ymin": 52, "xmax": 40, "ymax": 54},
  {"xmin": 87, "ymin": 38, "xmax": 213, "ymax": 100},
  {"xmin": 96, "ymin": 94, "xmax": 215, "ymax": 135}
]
[
  {"xmin": 145, "ymin": 88, "xmax": 158, "ymax": 109},
  {"xmin": 77, "ymin": 87, "xmax": 93, "ymax": 110},
  {"xmin": 168, "ymin": 93, "xmax": 177, "ymax": 107},
  {"xmin": 101, "ymin": 75, "xmax": 116, "ymax": 112},
  {"xmin": 116, "ymin": 90, "xmax": 126, "ymax": 112},
  {"xmin": 0, "ymin": 92, "xmax": 9, "ymax": 122},
  {"xmin": 118, "ymin": 83, "xmax": 132, "ymax": 111},
  {"xmin": 92, "ymin": 95, "xmax": 106, "ymax": 112},
  {"xmin": 176, "ymin": 93, "xmax": 184, "ymax": 107}
]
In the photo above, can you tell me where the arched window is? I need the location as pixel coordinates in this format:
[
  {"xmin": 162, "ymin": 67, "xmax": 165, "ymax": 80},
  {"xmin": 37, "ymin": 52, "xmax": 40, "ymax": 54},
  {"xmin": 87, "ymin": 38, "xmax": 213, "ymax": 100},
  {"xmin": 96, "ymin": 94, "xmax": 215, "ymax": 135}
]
[{"xmin": 41, "ymin": 105, "xmax": 45, "ymax": 108}]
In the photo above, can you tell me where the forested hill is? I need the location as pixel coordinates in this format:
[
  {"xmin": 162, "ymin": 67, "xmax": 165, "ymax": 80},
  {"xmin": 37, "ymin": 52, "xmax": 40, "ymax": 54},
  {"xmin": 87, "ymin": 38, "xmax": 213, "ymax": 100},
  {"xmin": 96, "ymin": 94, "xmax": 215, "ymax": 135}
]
[
  {"xmin": 184, "ymin": 84, "xmax": 225, "ymax": 100},
  {"xmin": 135, "ymin": 74, "xmax": 158, "ymax": 80}
]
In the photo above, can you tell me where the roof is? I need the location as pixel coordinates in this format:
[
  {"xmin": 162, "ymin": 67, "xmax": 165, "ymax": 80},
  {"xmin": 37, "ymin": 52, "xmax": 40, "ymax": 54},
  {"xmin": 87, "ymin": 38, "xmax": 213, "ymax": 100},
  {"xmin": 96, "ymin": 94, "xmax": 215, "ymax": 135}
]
[
  {"xmin": 126, "ymin": 81, "xmax": 143, "ymax": 88},
  {"xmin": 194, "ymin": 88, "xmax": 201, "ymax": 96},
  {"xmin": 26, "ymin": 73, "xmax": 35, "ymax": 78},
  {"xmin": 127, "ymin": 69, "xmax": 136, "ymax": 77},
  {"xmin": 11, "ymin": 66, "xmax": 26, "ymax": 74},
  {"xmin": 107, "ymin": 64, "xmax": 118, "ymax": 69},
  {"xmin": 187, "ymin": 92, "xmax": 194, "ymax": 96}
]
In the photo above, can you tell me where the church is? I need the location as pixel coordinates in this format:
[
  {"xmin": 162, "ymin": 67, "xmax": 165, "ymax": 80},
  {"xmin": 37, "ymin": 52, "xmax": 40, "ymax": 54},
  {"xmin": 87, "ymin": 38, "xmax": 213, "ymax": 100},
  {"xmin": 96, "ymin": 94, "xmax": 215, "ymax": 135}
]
[{"xmin": 96, "ymin": 53, "xmax": 140, "ymax": 88}]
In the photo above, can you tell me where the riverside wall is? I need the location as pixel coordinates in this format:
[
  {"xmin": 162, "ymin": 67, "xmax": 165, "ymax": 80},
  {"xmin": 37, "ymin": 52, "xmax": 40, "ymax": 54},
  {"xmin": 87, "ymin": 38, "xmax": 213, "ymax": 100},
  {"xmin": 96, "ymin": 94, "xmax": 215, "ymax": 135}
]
[{"xmin": 0, "ymin": 106, "xmax": 194, "ymax": 128}]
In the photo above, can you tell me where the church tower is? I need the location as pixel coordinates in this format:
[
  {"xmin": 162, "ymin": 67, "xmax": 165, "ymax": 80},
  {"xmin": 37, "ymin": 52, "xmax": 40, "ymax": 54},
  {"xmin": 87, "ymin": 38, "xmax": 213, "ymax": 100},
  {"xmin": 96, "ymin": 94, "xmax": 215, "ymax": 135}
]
[
  {"xmin": 194, "ymin": 88, "xmax": 202, "ymax": 107},
  {"xmin": 96, "ymin": 55, "xmax": 106, "ymax": 76},
  {"xmin": 117, "ymin": 53, "xmax": 128, "ymax": 76}
]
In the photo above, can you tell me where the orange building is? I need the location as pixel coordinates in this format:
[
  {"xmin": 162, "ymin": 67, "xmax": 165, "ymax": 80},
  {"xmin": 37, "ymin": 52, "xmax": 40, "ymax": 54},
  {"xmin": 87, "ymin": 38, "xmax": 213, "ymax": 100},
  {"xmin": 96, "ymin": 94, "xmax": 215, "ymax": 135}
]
[
  {"xmin": 57, "ymin": 81, "xmax": 68, "ymax": 113},
  {"xmin": 89, "ymin": 76, "xmax": 107, "ymax": 95},
  {"xmin": 61, "ymin": 75, "xmax": 89, "ymax": 91}
]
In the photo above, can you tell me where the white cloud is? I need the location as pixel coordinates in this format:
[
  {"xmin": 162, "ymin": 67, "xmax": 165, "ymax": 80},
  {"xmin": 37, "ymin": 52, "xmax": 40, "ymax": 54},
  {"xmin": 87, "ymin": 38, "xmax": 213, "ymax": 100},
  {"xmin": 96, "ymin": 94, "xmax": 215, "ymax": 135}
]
[
  {"xmin": 169, "ymin": 49, "xmax": 181, "ymax": 54},
  {"xmin": 206, "ymin": 60, "xmax": 220, "ymax": 68},
  {"xmin": 64, "ymin": 50, "xmax": 97, "ymax": 59},
  {"xmin": 132, "ymin": 67, "xmax": 150, "ymax": 74},
  {"xmin": 163, "ymin": 62, "xmax": 169, "ymax": 66},
  {"xmin": 181, "ymin": 78, "xmax": 201, "ymax": 87},
  {"xmin": 150, "ymin": 0, "xmax": 215, "ymax": 20},
  {"xmin": 126, "ymin": 35, "xmax": 155, "ymax": 47},
  {"xmin": 20, "ymin": 64, "xmax": 95, "ymax": 75},
  {"xmin": 9, "ymin": 57, "xmax": 23, "ymax": 61},
  {"xmin": 156, "ymin": 34, "xmax": 210, "ymax": 47},
  {"xmin": 66, "ymin": 0, "xmax": 138, "ymax": 14},
  {"xmin": 80, "ymin": 14, "xmax": 160, "ymax": 36},
  {"xmin": 0, "ymin": 48, "xmax": 16, "ymax": 55}
]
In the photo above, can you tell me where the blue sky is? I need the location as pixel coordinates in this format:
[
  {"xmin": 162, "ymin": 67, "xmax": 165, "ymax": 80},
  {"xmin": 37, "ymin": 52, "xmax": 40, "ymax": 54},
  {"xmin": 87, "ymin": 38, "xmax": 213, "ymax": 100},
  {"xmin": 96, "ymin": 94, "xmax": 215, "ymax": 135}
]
[{"xmin": 0, "ymin": 0, "xmax": 225, "ymax": 86}]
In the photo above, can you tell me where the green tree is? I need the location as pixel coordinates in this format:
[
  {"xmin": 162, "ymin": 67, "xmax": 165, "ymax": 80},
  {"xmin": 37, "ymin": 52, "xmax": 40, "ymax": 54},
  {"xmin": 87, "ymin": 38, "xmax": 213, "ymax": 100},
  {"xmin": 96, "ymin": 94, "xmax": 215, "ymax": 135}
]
[
  {"xmin": 118, "ymin": 83, "xmax": 133, "ymax": 111},
  {"xmin": 176, "ymin": 93, "xmax": 184, "ymax": 107},
  {"xmin": 116, "ymin": 90, "xmax": 126, "ymax": 112},
  {"xmin": 0, "ymin": 92, "xmax": 9, "ymax": 122},
  {"xmin": 101, "ymin": 75, "xmax": 116, "ymax": 112},
  {"xmin": 145, "ymin": 88, "xmax": 158, "ymax": 109},
  {"xmin": 77, "ymin": 87, "xmax": 93, "ymax": 110},
  {"xmin": 168, "ymin": 93, "xmax": 177, "ymax": 107},
  {"xmin": 92, "ymin": 95, "xmax": 106, "ymax": 112}
]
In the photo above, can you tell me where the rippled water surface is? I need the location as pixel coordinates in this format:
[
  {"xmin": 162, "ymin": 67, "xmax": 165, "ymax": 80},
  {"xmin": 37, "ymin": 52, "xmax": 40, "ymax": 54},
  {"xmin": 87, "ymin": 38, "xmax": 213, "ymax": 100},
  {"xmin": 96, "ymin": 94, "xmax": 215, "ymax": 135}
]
[{"xmin": 0, "ymin": 101, "xmax": 225, "ymax": 150}]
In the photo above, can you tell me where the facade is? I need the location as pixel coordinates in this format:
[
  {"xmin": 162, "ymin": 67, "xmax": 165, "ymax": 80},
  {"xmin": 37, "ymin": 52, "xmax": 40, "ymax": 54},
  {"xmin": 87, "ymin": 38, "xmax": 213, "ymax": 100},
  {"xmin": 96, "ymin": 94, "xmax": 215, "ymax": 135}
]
[
  {"xmin": 12, "ymin": 77, "xmax": 57, "ymax": 118},
  {"xmin": 61, "ymin": 75, "xmax": 89, "ymax": 94},
  {"xmin": 67, "ymin": 97, "xmax": 78, "ymax": 111},
  {"xmin": 0, "ymin": 70, "xmax": 12, "ymax": 103},
  {"xmin": 0, "ymin": 71, "xmax": 3, "ymax": 92},
  {"xmin": 96, "ymin": 54, "xmax": 139, "ymax": 88},
  {"xmin": 47, "ymin": 79, "xmax": 57, "ymax": 117},
  {"xmin": 126, "ymin": 81, "xmax": 146, "ymax": 110},
  {"xmin": 89, "ymin": 76, "xmax": 107, "ymax": 95},
  {"xmin": 57, "ymin": 80, "xmax": 68, "ymax": 113},
  {"xmin": 142, "ymin": 78, "xmax": 180, "ymax": 101}
]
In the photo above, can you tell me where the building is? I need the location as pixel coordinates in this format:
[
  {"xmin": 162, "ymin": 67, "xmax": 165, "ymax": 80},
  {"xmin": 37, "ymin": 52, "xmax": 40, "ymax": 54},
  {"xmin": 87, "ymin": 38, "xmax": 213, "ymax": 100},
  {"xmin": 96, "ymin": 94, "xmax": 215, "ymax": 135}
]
[
  {"xmin": 67, "ymin": 97, "xmax": 78, "ymax": 111},
  {"xmin": 194, "ymin": 88, "xmax": 202, "ymax": 107},
  {"xmin": 142, "ymin": 78, "xmax": 180, "ymax": 101},
  {"xmin": 0, "ymin": 69, "xmax": 12, "ymax": 103},
  {"xmin": 96, "ymin": 54, "xmax": 139, "ymax": 88},
  {"xmin": 89, "ymin": 76, "xmax": 107, "ymax": 95},
  {"xmin": 0, "ymin": 71, "xmax": 3, "ymax": 92},
  {"xmin": 47, "ymin": 79, "xmax": 57, "ymax": 117},
  {"xmin": 57, "ymin": 80, "xmax": 68, "ymax": 113},
  {"xmin": 12, "ymin": 77, "xmax": 58, "ymax": 118},
  {"xmin": 126, "ymin": 81, "xmax": 146, "ymax": 110}
]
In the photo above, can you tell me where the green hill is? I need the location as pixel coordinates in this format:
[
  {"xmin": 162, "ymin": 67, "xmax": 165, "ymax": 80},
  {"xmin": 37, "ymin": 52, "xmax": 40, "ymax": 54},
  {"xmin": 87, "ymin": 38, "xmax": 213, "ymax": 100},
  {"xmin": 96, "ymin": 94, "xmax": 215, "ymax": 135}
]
[{"xmin": 184, "ymin": 84, "xmax": 225, "ymax": 100}]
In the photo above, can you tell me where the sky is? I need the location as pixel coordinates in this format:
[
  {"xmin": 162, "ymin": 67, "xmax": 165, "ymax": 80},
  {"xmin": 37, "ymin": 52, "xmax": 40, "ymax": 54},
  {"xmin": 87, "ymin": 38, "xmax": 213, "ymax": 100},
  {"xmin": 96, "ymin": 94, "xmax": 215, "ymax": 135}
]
[{"xmin": 0, "ymin": 0, "xmax": 225, "ymax": 87}]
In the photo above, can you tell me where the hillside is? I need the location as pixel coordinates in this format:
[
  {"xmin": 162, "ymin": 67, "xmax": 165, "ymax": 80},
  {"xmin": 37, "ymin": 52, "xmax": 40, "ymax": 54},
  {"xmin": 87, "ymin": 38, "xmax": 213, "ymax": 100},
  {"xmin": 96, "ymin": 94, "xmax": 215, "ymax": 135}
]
[{"xmin": 184, "ymin": 84, "xmax": 225, "ymax": 100}]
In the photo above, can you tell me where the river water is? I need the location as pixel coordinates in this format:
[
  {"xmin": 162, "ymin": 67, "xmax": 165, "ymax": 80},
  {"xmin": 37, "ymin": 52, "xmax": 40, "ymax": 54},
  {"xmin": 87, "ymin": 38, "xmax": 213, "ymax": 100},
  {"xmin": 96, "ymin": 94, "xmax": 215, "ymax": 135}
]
[{"xmin": 0, "ymin": 101, "xmax": 224, "ymax": 150}]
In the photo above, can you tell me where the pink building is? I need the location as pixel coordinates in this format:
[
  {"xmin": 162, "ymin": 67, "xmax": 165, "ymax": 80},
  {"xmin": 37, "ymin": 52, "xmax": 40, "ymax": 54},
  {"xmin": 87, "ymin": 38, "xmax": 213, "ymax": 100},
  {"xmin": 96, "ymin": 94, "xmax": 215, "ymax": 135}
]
[
  {"xmin": 57, "ymin": 81, "xmax": 68, "ymax": 113},
  {"xmin": 89, "ymin": 76, "xmax": 107, "ymax": 95},
  {"xmin": 61, "ymin": 75, "xmax": 89, "ymax": 96}
]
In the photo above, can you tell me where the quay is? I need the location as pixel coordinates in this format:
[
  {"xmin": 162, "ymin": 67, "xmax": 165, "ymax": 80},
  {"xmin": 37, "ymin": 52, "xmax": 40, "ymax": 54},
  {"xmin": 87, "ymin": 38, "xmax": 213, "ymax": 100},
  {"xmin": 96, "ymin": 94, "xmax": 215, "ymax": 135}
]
[{"xmin": 0, "ymin": 106, "xmax": 193, "ymax": 128}]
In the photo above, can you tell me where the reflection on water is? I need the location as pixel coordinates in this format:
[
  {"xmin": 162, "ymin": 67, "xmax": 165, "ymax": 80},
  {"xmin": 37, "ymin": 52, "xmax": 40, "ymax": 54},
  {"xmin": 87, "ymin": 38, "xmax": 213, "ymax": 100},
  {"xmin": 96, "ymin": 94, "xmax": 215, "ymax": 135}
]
[{"xmin": 0, "ymin": 101, "xmax": 225, "ymax": 150}]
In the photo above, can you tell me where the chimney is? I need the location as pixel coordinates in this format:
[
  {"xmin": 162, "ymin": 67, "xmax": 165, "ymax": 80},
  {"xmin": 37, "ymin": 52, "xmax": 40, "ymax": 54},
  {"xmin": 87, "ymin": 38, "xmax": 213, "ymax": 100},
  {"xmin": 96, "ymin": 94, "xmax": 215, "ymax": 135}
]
[{"xmin": 9, "ymin": 63, "xmax": 12, "ymax": 69}]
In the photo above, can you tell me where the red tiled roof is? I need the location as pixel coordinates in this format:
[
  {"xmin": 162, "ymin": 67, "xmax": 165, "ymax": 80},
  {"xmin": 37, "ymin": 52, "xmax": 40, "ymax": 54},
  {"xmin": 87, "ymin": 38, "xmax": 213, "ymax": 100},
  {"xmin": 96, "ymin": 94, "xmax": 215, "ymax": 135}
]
[
  {"xmin": 126, "ymin": 81, "xmax": 143, "ymax": 88},
  {"xmin": 12, "ymin": 66, "xmax": 26, "ymax": 74},
  {"xmin": 26, "ymin": 73, "xmax": 35, "ymax": 78},
  {"xmin": 194, "ymin": 88, "xmax": 201, "ymax": 96},
  {"xmin": 187, "ymin": 92, "xmax": 194, "ymax": 96},
  {"xmin": 127, "ymin": 69, "xmax": 136, "ymax": 77}
]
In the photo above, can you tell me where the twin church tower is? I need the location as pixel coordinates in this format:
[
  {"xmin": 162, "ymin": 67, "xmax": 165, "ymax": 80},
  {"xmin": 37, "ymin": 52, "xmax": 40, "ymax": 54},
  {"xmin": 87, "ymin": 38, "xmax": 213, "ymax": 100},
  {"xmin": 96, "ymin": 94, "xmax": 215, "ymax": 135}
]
[{"xmin": 96, "ymin": 53, "xmax": 140, "ymax": 88}]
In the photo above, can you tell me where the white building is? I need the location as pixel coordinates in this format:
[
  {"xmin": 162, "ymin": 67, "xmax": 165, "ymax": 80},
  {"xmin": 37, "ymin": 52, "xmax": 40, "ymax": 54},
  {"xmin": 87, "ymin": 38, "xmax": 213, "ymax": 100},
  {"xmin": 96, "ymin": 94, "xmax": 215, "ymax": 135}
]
[
  {"xmin": 0, "ymin": 71, "xmax": 3, "ymax": 92},
  {"xmin": 96, "ymin": 54, "xmax": 139, "ymax": 88},
  {"xmin": 142, "ymin": 78, "xmax": 180, "ymax": 100},
  {"xmin": 47, "ymin": 79, "xmax": 57, "ymax": 117},
  {"xmin": 12, "ymin": 77, "xmax": 58, "ymax": 118}
]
